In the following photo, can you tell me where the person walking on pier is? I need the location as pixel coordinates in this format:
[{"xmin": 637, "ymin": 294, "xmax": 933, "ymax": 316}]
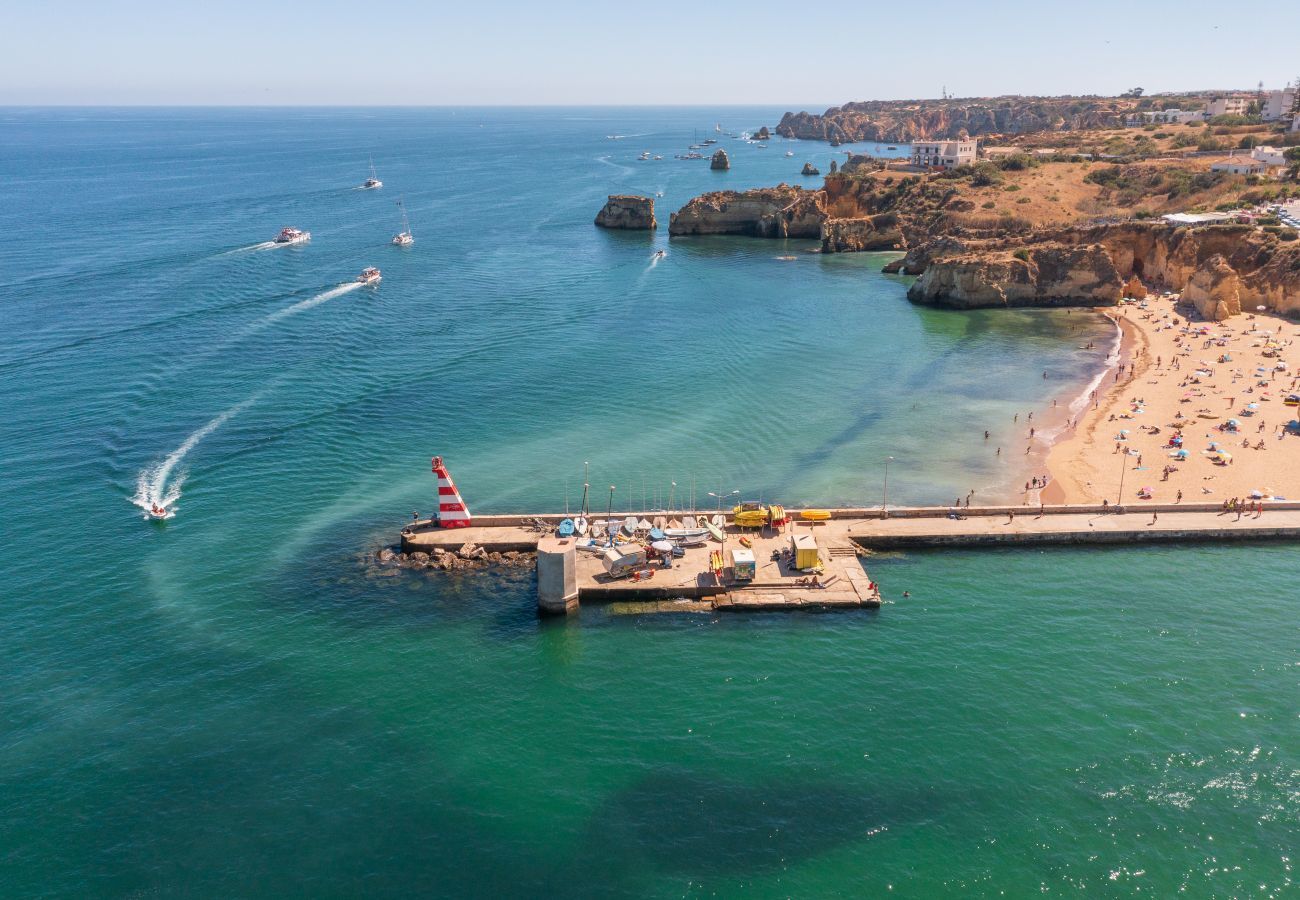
[{"xmin": 1149, "ymin": 510, "xmax": 1158, "ymax": 526}]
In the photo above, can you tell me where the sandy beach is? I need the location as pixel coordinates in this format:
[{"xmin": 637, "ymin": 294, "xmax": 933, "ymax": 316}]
[{"xmin": 1043, "ymin": 295, "xmax": 1300, "ymax": 507}]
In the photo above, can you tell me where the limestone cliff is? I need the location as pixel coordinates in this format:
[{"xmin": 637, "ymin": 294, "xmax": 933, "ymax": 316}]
[
  {"xmin": 595, "ymin": 195, "xmax": 656, "ymax": 230},
  {"xmin": 908, "ymin": 244, "xmax": 1123, "ymax": 309},
  {"xmin": 668, "ymin": 185, "xmax": 823, "ymax": 238},
  {"xmin": 904, "ymin": 223, "xmax": 1300, "ymax": 314},
  {"xmin": 777, "ymin": 96, "xmax": 1134, "ymax": 144}
]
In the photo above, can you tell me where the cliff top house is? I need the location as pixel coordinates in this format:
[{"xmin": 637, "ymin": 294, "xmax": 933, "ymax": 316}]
[
  {"xmin": 911, "ymin": 139, "xmax": 977, "ymax": 169},
  {"xmin": 1211, "ymin": 156, "xmax": 1269, "ymax": 176}
]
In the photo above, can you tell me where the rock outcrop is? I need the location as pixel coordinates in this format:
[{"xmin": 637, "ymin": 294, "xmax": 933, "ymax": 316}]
[
  {"xmin": 829, "ymin": 160, "xmax": 838, "ymax": 174},
  {"xmin": 710, "ymin": 149, "xmax": 730, "ymax": 171},
  {"xmin": 908, "ymin": 244, "xmax": 1124, "ymax": 309},
  {"xmin": 595, "ymin": 195, "xmax": 656, "ymax": 230},
  {"xmin": 821, "ymin": 213, "xmax": 904, "ymax": 253},
  {"xmin": 801, "ymin": 162, "xmax": 820, "ymax": 176},
  {"xmin": 1123, "ymin": 274, "xmax": 1147, "ymax": 299},
  {"xmin": 754, "ymin": 126, "xmax": 771, "ymax": 140},
  {"xmin": 1182, "ymin": 255, "xmax": 1242, "ymax": 321},
  {"xmin": 668, "ymin": 185, "xmax": 823, "ymax": 238},
  {"xmin": 777, "ymin": 96, "xmax": 1134, "ymax": 144}
]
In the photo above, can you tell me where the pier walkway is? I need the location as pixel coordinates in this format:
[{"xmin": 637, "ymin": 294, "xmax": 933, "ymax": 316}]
[{"xmin": 399, "ymin": 503, "xmax": 1300, "ymax": 614}]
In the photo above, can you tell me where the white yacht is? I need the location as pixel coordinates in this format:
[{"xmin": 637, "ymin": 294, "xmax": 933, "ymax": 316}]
[
  {"xmin": 274, "ymin": 227, "xmax": 310, "ymax": 244},
  {"xmin": 362, "ymin": 157, "xmax": 382, "ymax": 189},
  {"xmin": 357, "ymin": 267, "xmax": 382, "ymax": 285},
  {"xmin": 392, "ymin": 198, "xmax": 414, "ymax": 247}
]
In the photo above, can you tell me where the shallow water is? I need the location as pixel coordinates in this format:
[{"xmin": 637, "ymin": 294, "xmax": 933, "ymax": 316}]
[{"xmin": 1, "ymin": 108, "xmax": 1294, "ymax": 897}]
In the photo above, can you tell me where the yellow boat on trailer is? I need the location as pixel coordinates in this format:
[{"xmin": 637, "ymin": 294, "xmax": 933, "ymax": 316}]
[{"xmin": 800, "ymin": 509, "xmax": 831, "ymax": 522}]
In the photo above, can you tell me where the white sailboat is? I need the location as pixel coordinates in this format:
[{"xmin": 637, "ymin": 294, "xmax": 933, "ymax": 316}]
[
  {"xmin": 362, "ymin": 157, "xmax": 383, "ymax": 189},
  {"xmin": 392, "ymin": 197, "xmax": 414, "ymax": 246}
]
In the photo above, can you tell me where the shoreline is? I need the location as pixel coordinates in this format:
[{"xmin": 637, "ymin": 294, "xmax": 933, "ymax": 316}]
[{"xmin": 1040, "ymin": 309, "xmax": 1146, "ymax": 504}]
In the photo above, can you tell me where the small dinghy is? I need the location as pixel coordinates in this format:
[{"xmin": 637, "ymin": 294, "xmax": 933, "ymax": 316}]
[
  {"xmin": 653, "ymin": 516, "xmax": 667, "ymax": 530},
  {"xmin": 637, "ymin": 518, "xmax": 653, "ymax": 532},
  {"xmin": 148, "ymin": 503, "xmax": 169, "ymax": 519},
  {"xmin": 711, "ymin": 514, "xmax": 725, "ymax": 528},
  {"xmin": 622, "ymin": 516, "xmax": 638, "ymax": 536},
  {"xmin": 557, "ymin": 518, "xmax": 575, "ymax": 537},
  {"xmin": 574, "ymin": 516, "xmax": 589, "ymax": 536},
  {"xmin": 683, "ymin": 515, "xmax": 697, "ymax": 529},
  {"xmin": 706, "ymin": 521, "xmax": 724, "ymax": 542},
  {"xmin": 649, "ymin": 527, "xmax": 665, "ymax": 542}
]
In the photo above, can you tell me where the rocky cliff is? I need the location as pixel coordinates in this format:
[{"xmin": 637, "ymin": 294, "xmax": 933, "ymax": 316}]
[
  {"xmin": 595, "ymin": 195, "xmax": 656, "ymax": 230},
  {"xmin": 904, "ymin": 223, "xmax": 1300, "ymax": 315},
  {"xmin": 908, "ymin": 244, "xmax": 1123, "ymax": 309},
  {"xmin": 777, "ymin": 96, "xmax": 1134, "ymax": 143},
  {"xmin": 668, "ymin": 185, "xmax": 823, "ymax": 238}
]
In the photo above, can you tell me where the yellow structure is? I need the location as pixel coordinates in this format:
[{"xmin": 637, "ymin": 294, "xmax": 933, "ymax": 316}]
[{"xmin": 791, "ymin": 533, "xmax": 820, "ymax": 569}]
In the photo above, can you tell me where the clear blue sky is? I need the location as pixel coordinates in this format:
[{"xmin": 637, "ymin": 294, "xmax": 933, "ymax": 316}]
[{"xmin": 3, "ymin": 0, "xmax": 1296, "ymax": 106}]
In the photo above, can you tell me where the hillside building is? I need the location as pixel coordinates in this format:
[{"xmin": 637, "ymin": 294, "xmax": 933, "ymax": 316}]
[{"xmin": 911, "ymin": 139, "xmax": 977, "ymax": 169}]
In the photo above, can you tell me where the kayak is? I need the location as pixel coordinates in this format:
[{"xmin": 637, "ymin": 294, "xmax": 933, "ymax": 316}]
[{"xmin": 800, "ymin": 509, "xmax": 831, "ymax": 521}]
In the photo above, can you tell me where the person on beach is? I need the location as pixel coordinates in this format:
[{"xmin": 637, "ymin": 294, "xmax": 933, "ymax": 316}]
[
  {"xmin": 1007, "ymin": 510, "xmax": 1015, "ymax": 524},
  {"xmin": 1150, "ymin": 510, "xmax": 1158, "ymax": 526}
]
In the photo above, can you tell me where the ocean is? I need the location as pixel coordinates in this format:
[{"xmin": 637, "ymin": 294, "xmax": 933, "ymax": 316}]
[{"xmin": 1, "ymin": 107, "xmax": 1294, "ymax": 897}]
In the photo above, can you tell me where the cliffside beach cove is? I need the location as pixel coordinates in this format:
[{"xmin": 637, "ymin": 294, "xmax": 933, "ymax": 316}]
[{"xmin": 2, "ymin": 106, "xmax": 1297, "ymax": 896}]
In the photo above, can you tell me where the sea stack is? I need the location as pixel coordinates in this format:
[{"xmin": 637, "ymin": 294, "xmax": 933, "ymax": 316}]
[
  {"xmin": 829, "ymin": 159, "xmax": 838, "ymax": 174},
  {"xmin": 594, "ymin": 195, "xmax": 657, "ymax": 230},
  {"xmin": 801, "ymin": 162, "xmax": 820, "ymax": 176},
  {"xmin": 754, "ymin": 126, "xmax": 771, "ymax": 140},
  {"xmin": 710, "ymin": 149, "xmax": 730, "ymax": 170}
]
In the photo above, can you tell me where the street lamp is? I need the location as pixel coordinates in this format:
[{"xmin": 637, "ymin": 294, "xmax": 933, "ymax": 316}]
[
  {"xmin": 881, "ymin": 456, "xmax": 895, "ymax": 519},
  {"xmin": 708, "ymin": 489, "xmax": 739, "ymax": 512},
  {"xmin": 1116, "ymin": 450, "xmax": 1127, "ymax": 513}
]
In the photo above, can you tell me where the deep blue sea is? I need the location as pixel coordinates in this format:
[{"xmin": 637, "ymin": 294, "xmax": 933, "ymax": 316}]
[{"xmin": 1, "ymin": 108, "xmax": 1295, "ymax": 897}]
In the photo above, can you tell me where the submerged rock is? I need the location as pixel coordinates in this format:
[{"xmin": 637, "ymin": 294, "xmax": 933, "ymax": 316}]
[{"xmin": 595, "ymin": 194, "xmax": 657, "ymax": 230}]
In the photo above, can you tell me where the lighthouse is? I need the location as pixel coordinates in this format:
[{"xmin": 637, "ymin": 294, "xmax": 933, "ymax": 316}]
[{"xmin": 431, "ymin": 456, "xmax": 472, "ymax": 528}]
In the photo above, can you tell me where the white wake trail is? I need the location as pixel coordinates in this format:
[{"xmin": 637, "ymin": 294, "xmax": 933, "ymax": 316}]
[
  {"xmin": 132, "ymin": 394, "xmax": 261, "ymax": 518},
  {"xmin": 261, "ymin": 281, "xmax": 362, "ymax": 327},
  {"xmin": 222, "ymin": 240, "xmax": 280, "ymax": 255}
]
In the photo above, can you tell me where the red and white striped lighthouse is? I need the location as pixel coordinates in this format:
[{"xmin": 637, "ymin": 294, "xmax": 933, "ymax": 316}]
[{"xmin": 431, "ymin": 456, "xmax": 472, "ymax": 528}]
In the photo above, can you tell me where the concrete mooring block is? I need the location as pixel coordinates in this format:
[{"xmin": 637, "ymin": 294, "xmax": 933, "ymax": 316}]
[{"xmin": 536, "ymin": 536, "xmax": 578, "ymax": 615}]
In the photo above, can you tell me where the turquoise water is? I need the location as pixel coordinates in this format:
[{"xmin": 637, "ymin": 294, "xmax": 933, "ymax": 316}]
[{"xmin": 2, "ymin": 108, "xmax": 1295, "ymax": 896}]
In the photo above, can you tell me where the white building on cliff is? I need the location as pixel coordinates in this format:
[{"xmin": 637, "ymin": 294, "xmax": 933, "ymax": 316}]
[
  {"xmin": 911, "ymin": 139, "xmax": 977, "ymax": 169},
  {"xmin": 1262, "ymin": 88, "xmax": 1296, "ymax": 121}
]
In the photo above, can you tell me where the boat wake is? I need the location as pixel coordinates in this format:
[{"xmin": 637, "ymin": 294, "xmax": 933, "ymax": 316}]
[
  {"xmin": 260, "ymin": 282, "xmax": 362, "ymax": 327},
  {"xmin": 131, "ymin": 394, "xmax": 260, "ymax": 519},
  {"xmin": 223, "ymin": 241, "xmax": 282, "ymax": 255},
  {"xmin": 595, "ymin": 155, "xmax": 634, "ymax": 176}
]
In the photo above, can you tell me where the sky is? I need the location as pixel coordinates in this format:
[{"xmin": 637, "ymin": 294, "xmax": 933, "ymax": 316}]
[{"xmin": 3, "ymin": 0, "xmax": 1297, "ymax": 107}]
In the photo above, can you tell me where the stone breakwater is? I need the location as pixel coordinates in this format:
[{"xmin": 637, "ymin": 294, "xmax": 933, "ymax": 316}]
[
  {"xmin": 595, "ymin": 195, "xmax": 656, "ymax": 230},
  {"xmin": 372, "ymin": 544, "xmax": 537, "ymax": 575}
]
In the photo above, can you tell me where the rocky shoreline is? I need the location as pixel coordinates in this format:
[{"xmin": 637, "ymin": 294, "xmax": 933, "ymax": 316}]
[{"xmin": 371, "ymin": 544, "xmax": 537, "ymax": 575}]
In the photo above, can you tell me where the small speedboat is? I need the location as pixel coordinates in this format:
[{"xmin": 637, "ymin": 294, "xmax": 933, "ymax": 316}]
[
  {"xmin": 148, "ymin": 503, "xmax": 168, "ymax": 519},
  {"xmin": 654, "ymin": 249, "xmax": 666, "ymax": 258},
  {"xmin": 357, "ymin": 267, "xmax": 382, "ymax": 285},
  {"xmin": 274, "ymin": 227, "xmax": 310, "ymax": 244}
]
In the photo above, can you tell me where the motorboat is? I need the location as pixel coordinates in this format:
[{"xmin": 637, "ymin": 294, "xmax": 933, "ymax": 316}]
[
  {"xmin": 638, "ymin": 151, "xmax": 651, "ymax": 161},
  {"xmin": 357, "ymin": 267, "xmax": 382, "ymax": 285},
  {"xmin": 148, "ymin": 502, "xmax": 169, "ymax": 519},
  {"xmin": 362, "ymin": 157, "xmax": 382, "ymax": 189},
  {"xmin": 785, "ymin": 151, "xmax": 794, "ymax": 157},
  {"xmin": 392, "ymin": 197, "xmax": 414, "ymax": 246},
  {"xmin": 654, "ymin": 249, "xmax": 666, "ymax": 258},
  {"xmin": 274, "ymin": 227, "xmax": 310, "ymax": 244}
]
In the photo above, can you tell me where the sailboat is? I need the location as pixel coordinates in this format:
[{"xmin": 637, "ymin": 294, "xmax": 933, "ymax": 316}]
[
  {"xmin": 362, "ymin": 157, "xmax": 383, "ymax": 189},
  {"xmin": 573, "ymin": 464, "xmax": 590, "ymax": 536},
  {"xmin": 392, "ymin": 197, "xmax": 414, "ymax": 246}
]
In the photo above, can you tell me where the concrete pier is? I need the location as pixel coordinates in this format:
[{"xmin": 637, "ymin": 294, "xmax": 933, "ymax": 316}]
[{"xmin": 398, "ymin": 503, "xmax": 1300, "ymax": 614}]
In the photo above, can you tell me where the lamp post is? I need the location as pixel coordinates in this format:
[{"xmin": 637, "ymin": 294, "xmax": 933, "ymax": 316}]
[
  {"xmin": 1116, "ymin": 451, "xmax": 1127, "ymax": 513},
  {"xmin": 606, "ymin": 485, "xmax": 616, "ymax": 544},
  {"xmin": 708, "ymin": 489, "xmax": 739, "ymax": 512},
  {"xmin": 881, "ymin": 456, "xmax": 894, "ymax": 519}
]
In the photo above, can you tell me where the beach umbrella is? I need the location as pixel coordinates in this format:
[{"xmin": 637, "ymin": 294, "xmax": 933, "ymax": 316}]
[
  {"xmin": 651, "ymin": 540, "xmax": 674, "ymax": 554},
  {"xmin": 1257, "ymin": 305, "xmax": 1267, "ymax": 311},
  {"xmin": 1172, "ymin": 449, "xmax": 1189, "ymax": 458},
  {"xmin": 1247, "ymin": 402, "xmax": 1259, "ymax": 411},
  {"xmin": 1219, "ymin": 452, "xmax": 1233, "ymax": 462},
  {"xmin": 1248, "ymin": 490, "xmax": 1263, "ymax": 499}
]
